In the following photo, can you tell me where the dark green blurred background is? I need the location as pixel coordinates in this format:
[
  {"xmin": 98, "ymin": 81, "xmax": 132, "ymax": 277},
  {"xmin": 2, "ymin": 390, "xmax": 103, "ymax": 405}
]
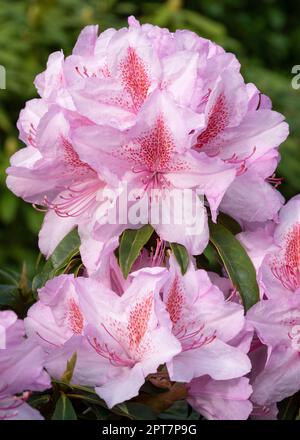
[{"xmin": 0, "ymin": 0, "xmax": 300, "ymax": 277}]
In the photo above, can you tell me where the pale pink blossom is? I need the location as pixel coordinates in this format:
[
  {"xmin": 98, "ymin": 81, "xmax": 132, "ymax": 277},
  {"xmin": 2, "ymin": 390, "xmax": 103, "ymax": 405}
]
[
  {"xmin": 247, "ymin": 293, "xmax": 300, "ymax": 405},
  {"xmin": 260, "ymin": 195, "xmax": 300, "ymax": 297},
  {"xmin": 187, "ymin": 376, "xmax": 253, "ymax": 420},
  {"xmin": 239, "ymin": 196, "xmax": 300, "ymax": 298},
  {"xmin": 0, "ymin": 316, "xmax": 50, "ymax": 420},
  {"xmin": 72, "ymin": 88, "xmax": 236, "ymax": 254},
  {"xmin": 0, "ymin": 310, "xmax": 24, "ymax": 349},
  {"xmin": 26, "ymin": 269, "xmax": 181, "ymax": 408},
  {"xmin": 7, "ymin": 103, "xmax": 108, "ymax": 258},
  {"xmin": 163, "ymin": 257, "xmax": 251, "ymax": 382},
  {"xmin": 7, "ymin": 16, "xmax": 289, "ymax": 259}
]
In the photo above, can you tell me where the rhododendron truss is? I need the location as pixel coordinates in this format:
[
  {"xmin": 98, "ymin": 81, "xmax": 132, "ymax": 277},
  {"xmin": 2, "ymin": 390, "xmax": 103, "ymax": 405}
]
[{"xmin": 3, "ymin": 17, "xmax": 299, "ymax": 421}]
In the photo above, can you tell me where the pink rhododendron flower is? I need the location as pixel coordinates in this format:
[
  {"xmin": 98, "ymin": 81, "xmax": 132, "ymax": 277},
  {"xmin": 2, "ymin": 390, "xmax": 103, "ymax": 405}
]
[
  {"xmin": 0, "ymin": 311, "xmax": 50, "ymax": 420},
  {"xmin": 6, "ymin": 103, "xmax": 109, "ymax": 259},
  {"xmin": 260, "ymin": 195, "xmax": 300, "ymax": 297},
  {"xmin": 26, "ymin": 269, "xmax": 181, "ymax": 408},
  {"xmin": 194, "ymin": 73, "xmax": 288, "ymax": 224},
  {"xmin": 220, "ymin": 151, "xmax": 285, "ymax": 224},
  {"xmin": 7, "ymin": 16, "xmax": 288, "ymax": 261},
  {"xmin": 25, "ymin": 274, "xmax": 88, "ymax": 348},
  {"xmin": 3, "ymin": 15, "xmax": 298, "ymax": 421},
  {"xmin": 89, "ymin": 236, "xmax": 166, "ymax": 291},
  {"xmin": 187, "ymin": 376, "xmax": 253, "ymax": 420},
  {"xmin": 72, "ymin": 89, "xmax": 236, "ymax": 254},
  {"xmin": 0, "ymin": 310, "xmax": 24, "ymax": 349},
  {"xmin": 239, "ymin": 195, "xmax": 300, "ymax": 298},
  {"xmin": 163, "ymin": 257, "xmax": 251, "ymax": 382},
  {"xmin": 247, "ymin": 293, "xmax": 300, "ymax": 405}
]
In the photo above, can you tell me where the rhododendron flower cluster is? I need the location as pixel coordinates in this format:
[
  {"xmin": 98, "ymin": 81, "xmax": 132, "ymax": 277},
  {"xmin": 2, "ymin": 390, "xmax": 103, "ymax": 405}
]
[{"xmin": 3, "ymin": 17, "xmax": 299, "ymax": 420}]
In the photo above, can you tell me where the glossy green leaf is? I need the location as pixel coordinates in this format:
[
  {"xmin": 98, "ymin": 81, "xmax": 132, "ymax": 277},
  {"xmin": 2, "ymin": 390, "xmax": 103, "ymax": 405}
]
[
  {"xmin": 125, "ymin": 402, "xmax": 157, "ymax": 420},
  {"xmin": 209, "ymin": 221, "xmax": 259, "ymax": 311},
  {"xmin": 52, "ymin": 394, "xmax": 77, "ymax": 420},
  {"xmin": 88, "ymin": 405, "xmax": 110, "ymax": 420},
  {"xmin": 32, "ymin": 229, "xmax": 80, "ymax": 291},
  {"xmin": 50, "ymin": 229, "xmax": 80, "ymax": 270},
  {"xmin": 0, "ymin": 283, "xmax": 35, "ymax": 317},
  {"xmin": 170, "ymin": 243, "xmax": 189, "ymax": 275},
  {"xmin": 119, "ymin": 225, "xmax": 154, "ymax": 278},
  {"xmin": 217, "ymin": 212, "xmax": 242, "ymax": 235},
  {"xmin": 0, "ymin": 284, "xmax": 19, "ymax": 309},
  {"xmin": 32, "ymin": 260, "xmax": 55, "ymax": 292},
  {"xmin": 159, "ymin": 401, "xmax": 189, "ymax": 420}
]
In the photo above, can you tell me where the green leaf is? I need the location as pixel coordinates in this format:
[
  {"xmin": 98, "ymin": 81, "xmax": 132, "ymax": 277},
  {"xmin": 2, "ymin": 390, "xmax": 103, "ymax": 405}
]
[
  {"xmin": 125, "ymin": 402, "xmax": 157, "ymax": 420},
  {"xmin": 32, "ymin": 260, "xmax": 55, "ymax": 292},
  {"xmin": 0, "ymin": 268, "xmax": 19, "ymax": 286},
  {"xmin": 61, "ymin": 352, "xmax": 77, "ymax": 384},
  {"xmin": 66, "ymin": 393, "xmax": 107, "ymax": 408},
  {"xmin": 0, "ymin": 283, "xmax": 35, "ymax": 317},
  {"xmin": 170, "ymin": 243, "xmax": 189, "ymax": 275},
  {"xmin": 159, "ymin": 401, "xmax": 189, "ymax": 420},
  {"xmin": 52, "ymin": 394, "xmax": 77, "ymax": 420},
  {"xmin": 88, "ymin": 405, "xmax": 110, "ymax": 420},
  {"xmin": 0, "ymin": 284, "xmax": 20, "ymax": 309},
  {"xmin": 217, "ymin": 212, "xmax": 242, "ymax": 235},
  {"xmin": 197, "ymin": 242, "xmax": 223, "ymax": 274},
  {"xmin": 209, "ymin": 221, "xmax": 259, "ymax": 311},
  {"xmin": 28, "ymin": 393, "xmax": 51, "ymax": 408},
  {"xmin": 118, "ymin": 225, "xmax": 154, "ymax": 278},
  {"xmin": 50, "ymin": 229, "xmax": 80, "ymax": 270},
  {"xmin": 32, "ymin": 229, "xmax": 80, "ymax": 291}
]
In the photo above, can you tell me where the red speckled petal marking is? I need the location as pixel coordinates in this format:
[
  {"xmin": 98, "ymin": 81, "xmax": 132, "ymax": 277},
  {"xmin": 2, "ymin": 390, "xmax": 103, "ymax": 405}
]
[
  {"xmin": 271, "ymin": 223, "xmax": 300, "ymax": 291},
  {"xmin": 62, "ymin": 137, "xmax": 94, "ymax": 175},
  {"xmin": 136, "ymin": 115, "xmax": 174, "ymax": 171},
  {"xmin": 68, "ymin": 298, "xmax": 84, "ymax": 334},
  {"xmin": 166, "ymin": 275, "xmax": 185, "ymax": 325},
  {"xmin": 119, "ymin": 47, "xmax": 151, "ymax": 113},
  {"xmin": 122, "ymin": 115, "xmax": 189, "ymax": 174},
  {"xmin": 127, "ymin": 293, "xmax": 154, "ymax": 350},
  {"xmin": 196, "ymin": 93, "xmax": 229, "ymax": 154},
  {"xmin": 165, "ymin": 275, "xmax": 216, "ymax": 351}
]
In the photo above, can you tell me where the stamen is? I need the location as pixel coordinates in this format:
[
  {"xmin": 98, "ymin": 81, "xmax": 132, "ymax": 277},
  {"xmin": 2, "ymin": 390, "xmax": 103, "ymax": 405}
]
[
  {"xmin": 271, "ymin": 263, "xmax": 300, "ymax": 291},
  {"xmin": 44, "ymin": 180, "xmax": 101, "ymax": 218},
  {"xmin": 75, "ymin": 66, "xmax": 96, "ymax": 78},
  {"xmin": 75, "ymin": 66, "xmax": 85, "ymax": 78},
  {"xmin": 226, "ymin": 288, "xmax": 238, "ymax": 301},
  {"xmin": 266, "ymin": 174, "xmax": 283, "ymax": 188},
  {"xmin": 199, "ymin": 88, "xmax": 212, "ymax": 106},
  {"xmin": 150, "ymin": 239, "xmax": 165, "ymax": 266},
  {"xmin": 87, "ymin": 336, "xmax": 135, "ymax": 368},
  {"xmin": 32, "ymin": 204, "xmax": 48, "ymax": 213},
  {"xmin": 174, "ymin": 322, "xmax": 217, "ymax": 351},
  {"xmin": 224, "ymin": 147, "xmax": 256, "ymax": 176}
]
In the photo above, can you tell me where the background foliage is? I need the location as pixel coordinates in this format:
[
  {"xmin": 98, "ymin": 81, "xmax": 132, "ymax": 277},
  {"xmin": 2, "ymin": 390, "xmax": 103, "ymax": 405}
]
[{"xmin": 0, "ymin": 0, "xmax": 300, "ymax": 277}]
